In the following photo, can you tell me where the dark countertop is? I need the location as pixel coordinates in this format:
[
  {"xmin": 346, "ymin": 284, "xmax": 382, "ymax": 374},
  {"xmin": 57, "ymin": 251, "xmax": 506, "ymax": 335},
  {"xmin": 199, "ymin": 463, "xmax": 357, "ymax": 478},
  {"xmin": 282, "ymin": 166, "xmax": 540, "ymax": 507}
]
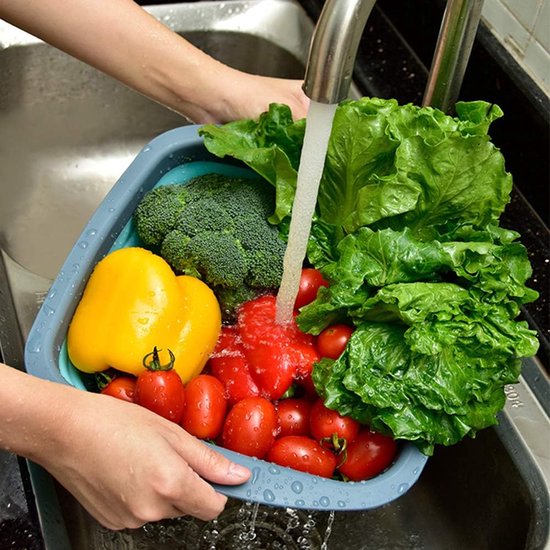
[{"xmin": 1, "ymin": 0, "xmax": 548, "ymax": 548}]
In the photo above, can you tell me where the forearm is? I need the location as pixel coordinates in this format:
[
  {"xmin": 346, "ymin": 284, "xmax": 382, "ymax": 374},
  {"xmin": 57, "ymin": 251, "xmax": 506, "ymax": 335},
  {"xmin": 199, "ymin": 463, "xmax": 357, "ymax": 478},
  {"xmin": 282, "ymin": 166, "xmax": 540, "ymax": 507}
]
[
  {"xmin": 0, "ymin": 0, "xmax": 309, "ymax": 123},
  {"xmin": 0, "ymin": 362, "xmax": 72, "ymax": 463},
  {"xmin": 0, "ymin": 0, "xmax": 226, "ymax": 121}
]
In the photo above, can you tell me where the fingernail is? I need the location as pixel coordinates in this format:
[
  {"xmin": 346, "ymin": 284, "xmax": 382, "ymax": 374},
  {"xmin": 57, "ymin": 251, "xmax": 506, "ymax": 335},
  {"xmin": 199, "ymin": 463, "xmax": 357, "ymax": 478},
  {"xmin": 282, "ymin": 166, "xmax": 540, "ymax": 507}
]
[{"xmin": 228, "ymin": 462, "xmax": 250, "ymax": 480}]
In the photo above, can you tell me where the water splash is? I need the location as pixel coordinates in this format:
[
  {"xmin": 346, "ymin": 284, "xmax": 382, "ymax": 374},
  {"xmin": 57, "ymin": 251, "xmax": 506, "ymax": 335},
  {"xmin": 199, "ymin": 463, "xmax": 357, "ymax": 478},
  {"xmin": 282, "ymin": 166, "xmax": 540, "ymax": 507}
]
[{"xmin": 321, "ymin": 510, "xmax": 335, "ymax": 550}]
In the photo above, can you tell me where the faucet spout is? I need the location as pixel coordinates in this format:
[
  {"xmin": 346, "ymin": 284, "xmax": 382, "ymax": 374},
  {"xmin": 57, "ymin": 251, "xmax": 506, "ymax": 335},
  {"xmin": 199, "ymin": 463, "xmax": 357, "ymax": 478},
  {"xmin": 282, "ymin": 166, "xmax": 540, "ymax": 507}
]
[{"xmin": 303, "ymin": 0, "xmax": 376, "ymax": 104}]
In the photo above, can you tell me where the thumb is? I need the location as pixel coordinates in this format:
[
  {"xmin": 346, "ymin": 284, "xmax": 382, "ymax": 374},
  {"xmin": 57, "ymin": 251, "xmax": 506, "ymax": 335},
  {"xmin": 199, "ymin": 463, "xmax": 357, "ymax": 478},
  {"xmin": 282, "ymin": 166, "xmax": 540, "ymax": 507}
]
[{"xmin": 179, "ymin": 432, "xmax": 251, "ymax": 486}]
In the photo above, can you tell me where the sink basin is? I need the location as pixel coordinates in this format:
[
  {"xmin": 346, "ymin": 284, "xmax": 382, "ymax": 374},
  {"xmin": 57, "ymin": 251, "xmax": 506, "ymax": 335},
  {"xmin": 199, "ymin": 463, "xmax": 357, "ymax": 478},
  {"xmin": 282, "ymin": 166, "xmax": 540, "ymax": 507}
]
[{"xmin": 0, "ymin": 1, "xmax": 548, "ymax": 549}]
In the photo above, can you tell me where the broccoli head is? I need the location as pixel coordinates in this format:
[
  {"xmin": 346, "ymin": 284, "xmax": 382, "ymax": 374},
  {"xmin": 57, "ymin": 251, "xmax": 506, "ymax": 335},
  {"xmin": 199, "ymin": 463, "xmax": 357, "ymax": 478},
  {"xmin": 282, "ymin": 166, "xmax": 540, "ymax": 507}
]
[
  {"xmin": 246, "ymin": 238, "xmax": 287, "ymax": 288},
  {"xmin": 135, "ymin": 173, "xmax": 288, "ymax": 316}
]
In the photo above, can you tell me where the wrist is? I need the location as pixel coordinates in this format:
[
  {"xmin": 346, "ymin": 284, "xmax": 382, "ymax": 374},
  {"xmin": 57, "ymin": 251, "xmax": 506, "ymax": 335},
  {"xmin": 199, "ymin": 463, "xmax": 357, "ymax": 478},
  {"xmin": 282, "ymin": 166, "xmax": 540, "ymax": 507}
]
[
  {"xmin": 0, "ymin": 363, "xmax": 77, "ymax": 464},
  {"xmin": 146, "ymin": 41, "xmax": 236, "ymax": 123}
]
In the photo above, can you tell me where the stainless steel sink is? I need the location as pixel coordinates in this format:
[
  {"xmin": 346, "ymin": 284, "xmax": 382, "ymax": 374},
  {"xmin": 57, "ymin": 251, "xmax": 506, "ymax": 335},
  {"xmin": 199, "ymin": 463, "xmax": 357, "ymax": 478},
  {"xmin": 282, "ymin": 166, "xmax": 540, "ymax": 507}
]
[{"xmin": 0, "ymin": 2, "xmax": 549, "ymax": 549}]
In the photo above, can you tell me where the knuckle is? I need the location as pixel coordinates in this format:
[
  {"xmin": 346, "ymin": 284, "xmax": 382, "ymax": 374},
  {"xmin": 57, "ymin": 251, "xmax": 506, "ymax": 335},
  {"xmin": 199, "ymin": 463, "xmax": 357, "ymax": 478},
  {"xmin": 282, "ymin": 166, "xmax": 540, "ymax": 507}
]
[
  {"xmin": 201, "ymin": 446, "xmax": 230, "ymax": 471},
  {"xmin": 189, "ymin": 493, "xmax": 227, "ymax": 522},
  {"xmin": 152, "ymin": 473, "xmax": 180, "ymax": 501},
  {"xmin": 130, "ymin": 504, "xmax": 164, "ymax": 526}
]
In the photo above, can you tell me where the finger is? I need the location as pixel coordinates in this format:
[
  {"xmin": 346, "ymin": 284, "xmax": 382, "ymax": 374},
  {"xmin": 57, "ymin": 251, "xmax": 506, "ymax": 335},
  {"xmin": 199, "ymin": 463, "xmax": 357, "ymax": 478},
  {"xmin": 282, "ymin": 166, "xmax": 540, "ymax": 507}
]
[
  {"xmin": 176, "ymin": 431, "xmax": 250, "ymax": 486},
  {"xmin": 171, "ymin": 465, "xmax": 229, "ymax": 521}
]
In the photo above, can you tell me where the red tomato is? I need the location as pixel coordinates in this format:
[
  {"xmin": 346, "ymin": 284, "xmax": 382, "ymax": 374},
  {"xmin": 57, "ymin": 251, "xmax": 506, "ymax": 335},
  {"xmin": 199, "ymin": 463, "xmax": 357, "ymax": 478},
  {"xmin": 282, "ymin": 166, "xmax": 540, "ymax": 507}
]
[
  {"xmin": 209, "ymin": 327, "xmax": 259, "ymax": 405},
  {"xmin": 317, "ymin": 324, "xmax": 354, "ymax": 359},
  {"xmin": 134, "ymin": 348, "xmax": 186, "ymax": 423},
  {"xmin": 237, "ymin": 295, "xmax": 318, "ymax": 400},
  {"xmin": 294, "ymin": 268, "xmax": 329, "ymax": 309},
  {"xmin": 238, "ymin": 295, "xmax": 314, "ymax": 349},
  {"xmin": 267, "ymin": 436, "xmax": 337, "ymax": 478},
  {"xmin": 243, "ymin": 343, "xmax": 297, "ymax": 400},
  {"xmin": 100, "ymin": 376, "xmax": 136, "ymax": 403},
  {"xmin": 337, "ymin": 429, "xmax": 398, "ymax": 481},
  {"xmin": 209, "ymin": 353, "xmax": 260, "ymax": 406},
  {"xmin": 211, "ymin": 326, "xmax": 242, "ymax": 356},
  {"xmin": 222, "ymin": 397, "xmax": 278, "ymax": 458},
  {"xmin": 181, "ymin": 375, "xmax": 227, "ymax": 440},
  {"xmin": 287, "ymin": 340, "xmax": 320, "ymax": 379},
  {"xmin": 310, "ymin": 399, "xmax": 360, "ymax": 444},
  {"xmin": 276, "ymin": 398, "xmax": 313, "ymax": 437}
]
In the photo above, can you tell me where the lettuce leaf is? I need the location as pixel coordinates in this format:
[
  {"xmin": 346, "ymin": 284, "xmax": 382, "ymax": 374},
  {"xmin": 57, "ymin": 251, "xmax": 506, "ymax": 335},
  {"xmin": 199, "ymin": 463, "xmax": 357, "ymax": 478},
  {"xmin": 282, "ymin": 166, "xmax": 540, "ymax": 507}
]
[
  {"xmin": 200, "ymin": 98, "xmax": 511, "ymax": 236},
  {"xmin": 299, "ymin": 225, "xmax": 539, "ymax": 453},
  {"xmin": 200, "ymin": 98, "xmax": 539, "ymax": 454}
]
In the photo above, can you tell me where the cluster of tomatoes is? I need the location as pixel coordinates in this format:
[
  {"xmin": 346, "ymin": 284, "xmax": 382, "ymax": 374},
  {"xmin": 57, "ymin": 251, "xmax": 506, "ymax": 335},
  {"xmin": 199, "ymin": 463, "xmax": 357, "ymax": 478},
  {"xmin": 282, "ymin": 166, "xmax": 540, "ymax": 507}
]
[{"xmin": 99, "ymin": 269, "xmax": 398, "ymax": 481}]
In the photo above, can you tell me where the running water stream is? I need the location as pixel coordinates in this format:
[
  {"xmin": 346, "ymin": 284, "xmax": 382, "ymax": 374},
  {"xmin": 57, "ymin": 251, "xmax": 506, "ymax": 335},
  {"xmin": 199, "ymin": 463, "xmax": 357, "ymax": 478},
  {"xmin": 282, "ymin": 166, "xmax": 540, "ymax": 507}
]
[{"xmin": 275, "ymin": 100, "xmax": 338, "ymax": 325}]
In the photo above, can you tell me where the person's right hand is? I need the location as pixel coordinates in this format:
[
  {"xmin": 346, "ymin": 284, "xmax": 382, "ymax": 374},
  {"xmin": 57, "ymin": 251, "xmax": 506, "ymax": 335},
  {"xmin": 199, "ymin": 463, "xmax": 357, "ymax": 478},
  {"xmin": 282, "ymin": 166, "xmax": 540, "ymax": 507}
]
[{"xmin": 37, "ymin": 387, "xmax": 250, "ymax": 530}]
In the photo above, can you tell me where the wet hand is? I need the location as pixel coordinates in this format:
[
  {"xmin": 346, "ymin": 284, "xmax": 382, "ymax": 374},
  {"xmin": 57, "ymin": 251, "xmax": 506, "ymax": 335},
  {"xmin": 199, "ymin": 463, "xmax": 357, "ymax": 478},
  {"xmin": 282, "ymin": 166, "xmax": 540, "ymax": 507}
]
[{"xmin": 39, "ymin": 389, "xmax": 250, "ymax": 530}]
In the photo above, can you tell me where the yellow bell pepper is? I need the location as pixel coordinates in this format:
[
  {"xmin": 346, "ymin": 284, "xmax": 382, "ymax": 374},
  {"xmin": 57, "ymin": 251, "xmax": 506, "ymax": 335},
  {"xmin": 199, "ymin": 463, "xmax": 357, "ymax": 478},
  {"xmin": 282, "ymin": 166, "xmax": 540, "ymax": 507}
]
[{"xmin": 67, "ymin": 247, "xmax": 221, "ymax": 382}]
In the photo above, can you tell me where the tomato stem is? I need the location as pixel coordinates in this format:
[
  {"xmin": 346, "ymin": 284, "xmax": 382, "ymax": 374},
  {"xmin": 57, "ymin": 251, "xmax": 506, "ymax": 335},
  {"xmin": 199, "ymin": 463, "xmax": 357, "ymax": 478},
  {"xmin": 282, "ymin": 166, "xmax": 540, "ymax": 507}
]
[
  {"xmin": 143, "ymin": 346, "xmax": 176, "ymax": 372},
  {"xmin": 95, "ymin": 371, "xmax": 114, "ymax": 390},
  {"xmin": 320, "ymin": 433, "xmax": 349, "ymax": 467}
]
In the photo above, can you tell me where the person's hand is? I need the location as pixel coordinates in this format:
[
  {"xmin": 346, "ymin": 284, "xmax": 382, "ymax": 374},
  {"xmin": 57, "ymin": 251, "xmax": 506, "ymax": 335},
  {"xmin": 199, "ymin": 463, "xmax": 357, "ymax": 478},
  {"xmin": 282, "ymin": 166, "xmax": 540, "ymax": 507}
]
[
  {"xmin": 33, "ymin": 388, "xmax": 251, "ymax": 530},
  {"xmin": 224, "ymin": 72, "xmax": 310, "ymax": 123},
  {"xmin": 181, "ymin": 63, "xmax": 310, "ymax": 124}
]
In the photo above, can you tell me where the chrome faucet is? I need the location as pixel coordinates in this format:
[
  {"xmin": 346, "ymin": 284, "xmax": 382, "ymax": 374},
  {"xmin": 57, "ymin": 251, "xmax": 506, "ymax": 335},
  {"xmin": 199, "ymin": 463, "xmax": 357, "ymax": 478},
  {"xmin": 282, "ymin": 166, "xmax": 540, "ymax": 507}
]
[
  {"xmin": 302, "ymin": 0, "xmax": 485, "ymax": 112},
  {"xmin": 302, "ymin": 0, "xmax": 376, "ymax": 104},
  {"xmin": 423, "ymin": 0, "xmax": 485, "ymax": 111}
]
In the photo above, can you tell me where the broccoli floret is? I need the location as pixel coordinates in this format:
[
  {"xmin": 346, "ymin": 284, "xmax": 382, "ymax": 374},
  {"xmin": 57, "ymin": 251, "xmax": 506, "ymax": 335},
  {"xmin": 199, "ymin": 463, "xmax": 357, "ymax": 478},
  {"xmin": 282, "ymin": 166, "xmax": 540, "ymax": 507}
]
[
  {"xmin": 186, "ymin": 231, "xmax": 248, "ymax": 288},
  {"xmin": 133, "ymin": 185, "xmax": 187, "ymax": 247},
  {"xmin": 161, "ymin": 229, "xmax": 248, "ymax": 288},
  {"xmin": 159, "ymin": 229, "xmax": 197, "ymax": 276},
  {"xmin": 135, "ymin": 173, "xmax": 288, "ymax": 316},
  {"xmin": 215, "ymin": 284, "xmax": 260, "ymax": 321},
  {"xmin": 183, "ymin": 173, "xmax": 234, "ymax": 199},
  {"xmin": 218, "ymin": 179, "xmax": 276, "ymax": 219},
  {"xmin": 177, "ymin": 199, "xmax": 234, "ymax": 236},
  {"xmin": 246, "ymin": 236, "xmax": 287, "ymax": 288}
]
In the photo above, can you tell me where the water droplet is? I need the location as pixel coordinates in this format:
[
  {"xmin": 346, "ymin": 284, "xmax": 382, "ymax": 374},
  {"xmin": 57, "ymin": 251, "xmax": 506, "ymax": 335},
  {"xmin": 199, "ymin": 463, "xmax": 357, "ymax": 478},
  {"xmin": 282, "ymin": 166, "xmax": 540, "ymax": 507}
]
[
  {"xmin": 398, "ymin": 483, "xmax": 409, "ymax": 494},
  {"xmin": 268, "ymin": 465, "xmax": 280, "ymax": 475},
  {"xmin": 319, "ymin": 496, "xmax": 330, "ymax": 507},
  {"xmin": 291, "ymin": 481, "xmax": 303, "ymax": 494},
  {"xmin": 337, "ymin": 500, "xmax": 346, "ymax": 508},
  {"xmin": 294, "ymin": 499, "xmax": 305, "ymax": 507},
  {"xmin": 263, "ymin": 489, "xmax": 275, "ymax": 502},
  {"xmin": 77, "ymin": 241, "xmax": 88, "ymax": 249},
  {"xmin": 27, "ymin": 337, "xmax": 41, "ymax": 353},
  {"xmin": 250, "ymin": 467, "xmax": 261, "ymax": 484}
]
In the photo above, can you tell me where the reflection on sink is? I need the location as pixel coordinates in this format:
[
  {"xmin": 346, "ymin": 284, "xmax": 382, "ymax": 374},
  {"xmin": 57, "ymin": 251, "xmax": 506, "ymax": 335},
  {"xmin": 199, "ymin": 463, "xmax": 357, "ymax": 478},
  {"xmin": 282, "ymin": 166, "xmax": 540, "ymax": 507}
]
[{"xmin": 0, "ymin": 1, "xmax": 548, "ymax": 549}]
